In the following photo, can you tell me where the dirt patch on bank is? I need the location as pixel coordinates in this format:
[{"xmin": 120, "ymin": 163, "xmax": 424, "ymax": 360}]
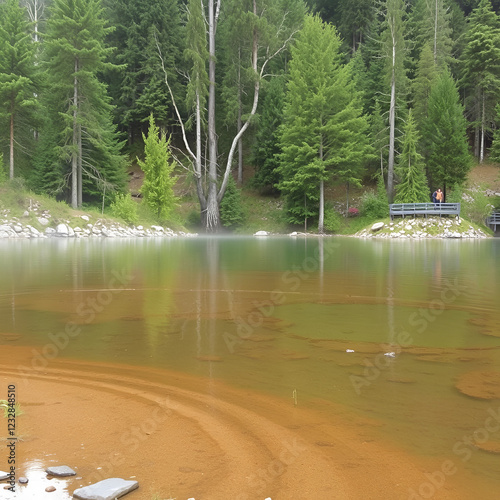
[{"xmin": 468, "ymin": 163, "xmax": 500, "ymax": 190}]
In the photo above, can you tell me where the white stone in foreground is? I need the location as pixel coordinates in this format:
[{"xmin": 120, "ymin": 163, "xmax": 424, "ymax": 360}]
[
  {"xmin": 371, "ymin": 222, "xmax": 384, "ymax": 232},
  {"xmin": 254, "ymin": 230, "xmax": 269, "ymax": 236},
  {"xmin": 46, "ymin": 465, "xmax": 76, "ymax": 477},
  {"xmin": 73, "ymin": 478, "xmax": 138, "ymax": 500},
  {"xmin": 0, "ymin": 471, "xmax": 10, "ymax": 480}
]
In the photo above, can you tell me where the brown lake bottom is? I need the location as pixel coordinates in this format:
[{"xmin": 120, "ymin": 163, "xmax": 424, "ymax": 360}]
[{"xmin": 0, "ymin": 346, "xmax": 498, "ymax": 500}]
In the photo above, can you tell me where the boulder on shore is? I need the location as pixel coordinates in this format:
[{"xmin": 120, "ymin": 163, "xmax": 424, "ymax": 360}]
[{"xmin": 371, "ymin": 222, "xmax": 385, "ymax": 232}]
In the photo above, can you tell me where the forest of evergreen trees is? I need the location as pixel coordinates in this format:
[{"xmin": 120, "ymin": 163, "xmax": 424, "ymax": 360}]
[{"xmin": 1, "ymin": 0, "xmax": 500, "ymax": 230}]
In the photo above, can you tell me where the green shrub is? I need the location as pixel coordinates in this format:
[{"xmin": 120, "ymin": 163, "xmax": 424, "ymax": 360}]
[
  {"xmin": 220, "ymin": 176, "xmax": 245, "ymax": 229},
  {"xmin": 462, "ymin": 186, "xmax": 494, "ymax": 225},
  {"xmin": 360, "ymin": 174, "xmax": 389, "ymax": 219},
  {"xmin": 110, "ymin": 193, "xmax": 138, "ymax": 225},
  {"xmin": 324, "ymin": 207, "xmax": 342, "ymax": 233},
  {"xmin": 360, "ymin": 192, "xmax": 389, "ymax": 219}
]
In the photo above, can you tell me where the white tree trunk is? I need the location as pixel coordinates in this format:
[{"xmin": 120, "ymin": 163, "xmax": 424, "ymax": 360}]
[
  {"xmin": 388, "ymin": 59, "xmax": 396, "ymax": 202},
  {"xmin": 318, "ymin": 136, "xmax": 324, "ymax": 233},
  {"xmin": 480, "ymin": 92, "xmax": 485, "ymax": 164},
  {"xmin": 9, "ymin": 113, "xmax": 14, "ymax": 180},
  {"xmin": 237, "ymin": 46, "xmax": 243, "ymax": 185},
  {"xmin": 206, "ymin": 0, "xmax": 220, "ymax": 230},
  {"xmin": 434, "ymin": 0, "xmax": 438, "ymax": 64},
  {"xmin": 319, "ymin": 179, "xmax": 324, "ymax": 233},
  {"xmin": 71, "ymin": 58, "xmax": 78, "ymax": 209},
  {"xmin": 78, "ymin": 122, "xmax": 82, "ymax": 207}
]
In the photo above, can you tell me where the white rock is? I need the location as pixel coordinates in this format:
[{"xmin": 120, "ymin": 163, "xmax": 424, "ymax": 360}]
[
  {"xmin": 45, "ymin": 227, "xmax": 56, "ymax": 235},
  {"xmin": 346, "ymin": 349, "xmax": 355, "ymax": 353},
  {"xmin": 101, "ymin": 228, "xmax": 115, "ymax": 238},
  {"xmin": 254, "ymin": 230, "xmax": 269, "ymax": 236},
  {"xmin": 37, "ymin": 217, "xmax": 49, "ymax": 226},
  {"xmin": 56, "ymin": 223, "xmax": 69, "ymax": 236},
  {"xmin": 72, "ymin": 478, "xmax": 138, "ymax": 500},
  {"xmin": 371, "ymin": 222, "xmax": 384, "ymax": 232}
]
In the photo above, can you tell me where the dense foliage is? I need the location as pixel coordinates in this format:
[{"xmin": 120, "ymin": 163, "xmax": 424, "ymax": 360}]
[{"xmin": 0, "ymin": 0, "xmax": 498, "ymax": 231}]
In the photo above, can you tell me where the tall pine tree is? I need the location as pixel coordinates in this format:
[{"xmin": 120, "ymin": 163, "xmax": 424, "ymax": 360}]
[
  {"xmin": 278, "ymin": 15, "xmax": 371, "ymax": 232},
  {"xmin": 395, "ymin": 110, "xmax": 430, "ymax": 203},
  {"xmin": 36, "ymin": 0, "xmax": 126, "ymax": 207},
  {"xmin": 0, "ymin": 0, "xmax": 37, "ymax": 179},
  {"xmin": 425, "ymin": 69, "xmax": 470, "ymax": 196},
  {"xmin": 460, "ymin": 0, "xmax": 500, "ymax": 162}
]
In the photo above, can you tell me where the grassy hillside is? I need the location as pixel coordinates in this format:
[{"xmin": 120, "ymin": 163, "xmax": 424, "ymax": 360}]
[{"xmin": 0, "ymin": 163, "xmax": 497, "ymax": 235}]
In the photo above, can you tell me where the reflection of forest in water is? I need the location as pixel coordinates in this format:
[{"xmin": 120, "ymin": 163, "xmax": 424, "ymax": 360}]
[{"xmin": 1, "ymin": 237, "xmax": 500, "ymax": 478}]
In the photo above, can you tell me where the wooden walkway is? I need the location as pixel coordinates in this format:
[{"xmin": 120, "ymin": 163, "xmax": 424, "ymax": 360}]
[
  {"xmin": 389, "ymin": 203, "xmax": 461, "ymax": 220},
  {"xmin": 486, "ymin": 212, "xmax": 500, "ymax": 231}
]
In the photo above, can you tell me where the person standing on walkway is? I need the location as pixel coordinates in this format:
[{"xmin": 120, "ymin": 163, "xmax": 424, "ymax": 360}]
[{"xmin": 436, "ymin": 188, "xmax": 444, "ymax": 203}]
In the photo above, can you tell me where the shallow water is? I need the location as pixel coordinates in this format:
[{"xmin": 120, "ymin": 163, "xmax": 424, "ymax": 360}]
[{"xmin": 1, "ymin": 236, "xmax": 499, "ymax": 497}]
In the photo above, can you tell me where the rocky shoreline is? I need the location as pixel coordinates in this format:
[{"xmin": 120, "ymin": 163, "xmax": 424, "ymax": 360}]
[
  {"xmin": 356, "ymin": 216, "xmax": 490, "ymax": 239},
  {"xmin": 0, "ymin": 211, "xmax": 193, "ymax": 240}
]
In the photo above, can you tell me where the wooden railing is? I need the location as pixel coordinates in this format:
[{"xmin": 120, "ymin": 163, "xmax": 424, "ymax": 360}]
[
  {"xmin": 486, "ymin": 212, "xmax": 500, "ymax": 231},
  {"xmin": 389, "ymin": 203, "xmax": 461, "ymax": 220}
]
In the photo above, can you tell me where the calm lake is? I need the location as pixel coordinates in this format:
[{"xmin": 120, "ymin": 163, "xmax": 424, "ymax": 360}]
[{"xmin": 1, "ymin": 236, "xmax": 499, "ymax": 499}]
